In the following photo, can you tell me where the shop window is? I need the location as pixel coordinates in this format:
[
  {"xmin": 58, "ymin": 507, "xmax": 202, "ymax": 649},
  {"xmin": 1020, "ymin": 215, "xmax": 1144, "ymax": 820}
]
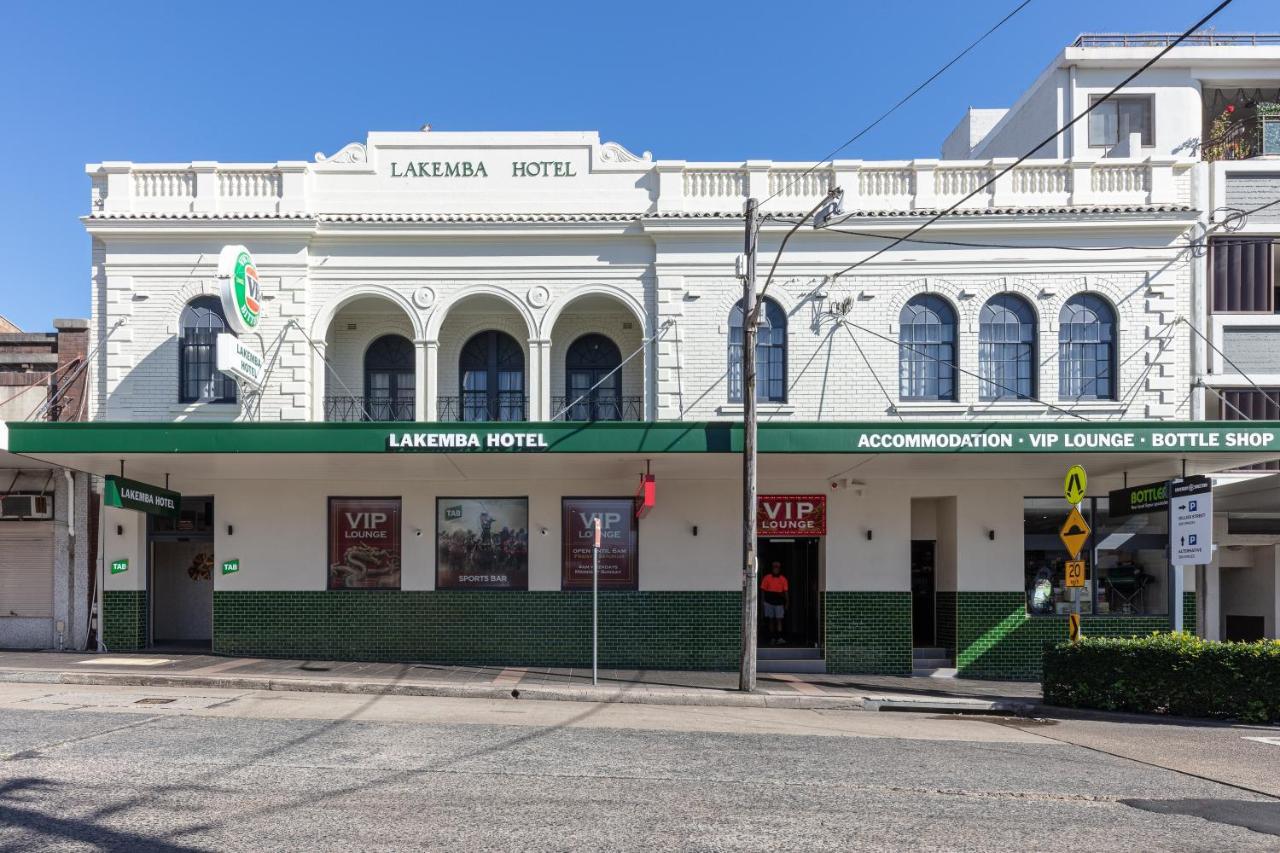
[
  {"xmin": 178, "ymin": 296, "xmax": 236, "ymax": 404},
  {"xmin": 1024, "ymin": 497, "xmax": 1168, "ymax": 617},
  {"xmin": 728, "ymin": 297, "xmax": 787, "ymax": 403},
  {"xmin": 1058, "ymin": 294, "xmax": 1116, "ymax": 400},
  {"xmin": 1210, "ymin": 237, "xmax": 1276, "ymax": 313},
  {"xmin": 979, "ymin": 294, "xmax": 1036, "ymax": 401},
  {"xmin": 899, "ymin": 294, "xmax": 957, "ymax": 401},
  {"xmin": 1088, "ymin": 95, "xmax": 1153, "ymax": 148}
]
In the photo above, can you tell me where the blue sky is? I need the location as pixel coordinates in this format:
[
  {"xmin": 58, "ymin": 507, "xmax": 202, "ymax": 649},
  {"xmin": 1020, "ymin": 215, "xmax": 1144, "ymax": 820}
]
[{"xmin": 0, "ymin": 0, "xmax": 1264, "ymax": 330}]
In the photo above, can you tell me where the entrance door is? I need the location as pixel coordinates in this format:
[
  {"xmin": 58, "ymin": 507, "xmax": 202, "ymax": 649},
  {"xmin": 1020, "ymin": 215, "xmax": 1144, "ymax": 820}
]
[
  {"xmin": 148, "ymin": 497, "xmax": 215, "ymax": 649},
  {"xmin": 911, "ymin": 540, "xmax": 936, "ymax": 647},
  {"xmin": 758, "ymin": 537, "xmax": 821, "ymax": 648}
]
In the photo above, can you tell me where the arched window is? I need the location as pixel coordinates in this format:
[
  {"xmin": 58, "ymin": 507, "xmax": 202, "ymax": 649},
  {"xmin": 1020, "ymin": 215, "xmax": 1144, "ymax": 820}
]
[
  {"xmin": 899, "ymin": 295, "xmax": 957, "ymax": 401},
  {"xmin": 460, "ymin": 330, "xmax": 525, "ymax": 421},
  {"xmin": 1059, "ymin": 294, "xmax": 1116, "ymax": 400},
  {"xmin": 979, "ymin": 294, "xmax": 1037, "ymax": 401},
  {"xmin": 364, "ymin": 334, "xmax": 415, "ymax": 421},
  {"xmin": 564, "ymin": 334, "xmax": 623, "ymax": 421},
  {"xmin": 728, "ymin": 298, "xmax": 787, "ymax": 403},
  {"xmin": 178, "ymin": 296, "xmax": 236, "ymax": 403}
]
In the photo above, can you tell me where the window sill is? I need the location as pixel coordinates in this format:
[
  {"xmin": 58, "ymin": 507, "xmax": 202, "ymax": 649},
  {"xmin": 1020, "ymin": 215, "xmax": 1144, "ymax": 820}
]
[
  {"xmin": 891, "ymin": 401, "xmax": 966, "ymax": 415},
  {"xmin": 716, "ymin": 403, "xmax": 795, "ymax": 416},
  {"xmin": 969, "ymin": 400, "xmax": 1130, "ymax": 416},
  {"xmin": 169, "ymin": 402, "xmax": 241, "ymax": 420}
]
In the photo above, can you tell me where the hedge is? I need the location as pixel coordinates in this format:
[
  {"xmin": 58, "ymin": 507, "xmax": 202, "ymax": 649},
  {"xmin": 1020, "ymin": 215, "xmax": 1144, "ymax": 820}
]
[{"xmin": 1042, "ymin": 633, "xmax": 1280, "ymax": 724}]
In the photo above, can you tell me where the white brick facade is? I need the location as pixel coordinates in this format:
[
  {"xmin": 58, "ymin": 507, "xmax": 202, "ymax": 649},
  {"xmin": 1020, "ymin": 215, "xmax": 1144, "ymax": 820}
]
[{"xmin": 85, "ymin": 131, "xmax": 1199, "ymax": 426}]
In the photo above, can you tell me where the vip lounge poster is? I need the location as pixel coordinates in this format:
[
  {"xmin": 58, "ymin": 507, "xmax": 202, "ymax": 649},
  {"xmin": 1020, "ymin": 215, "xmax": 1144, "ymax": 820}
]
[
  {"xmin": 436, "ymin": 497, "xmax": 529, "ymax": 590},
  {"xmin": 327, "ymin": 497, "xmax": 402, "ymax": 590},
  {"xmin": 562, "ymin": 498, "xmax": 638, "ymax": 590}
]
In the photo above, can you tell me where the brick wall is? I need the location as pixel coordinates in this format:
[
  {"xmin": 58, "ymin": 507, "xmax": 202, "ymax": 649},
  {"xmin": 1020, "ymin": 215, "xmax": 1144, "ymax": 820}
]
[
  {"xmin": 102, "ymin": 590, "xmax": 147, "ymax": 651},
  {"xmin": 825, "ymin": 591, "xmax": 913, "ymax": 675}
]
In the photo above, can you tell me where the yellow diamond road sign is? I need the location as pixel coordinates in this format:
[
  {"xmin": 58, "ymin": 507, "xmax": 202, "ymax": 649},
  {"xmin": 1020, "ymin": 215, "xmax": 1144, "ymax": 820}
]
[
  {"xmin": 1059, "ymin": 506, "xmax": 1090, "ymax": 559},
  {"xmin": 1064, "ymin": 465, "xmax": 1087, "ymax": 505}
]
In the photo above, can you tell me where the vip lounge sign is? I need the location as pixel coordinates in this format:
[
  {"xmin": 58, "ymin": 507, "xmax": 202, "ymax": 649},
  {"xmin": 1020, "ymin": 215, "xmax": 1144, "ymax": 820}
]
[
  {"xmin": 562, "ymin": 498, "xmax": 638, "ymax": 590},
  {"xmin": 757, "ymin": 495, "xmax": 826, "ymax": 537},
  {"xmin": 217, "ymin": 245, "xmax": 262, "ymax": 335},
  {"xmin": 103, "ymin": 475, "xmax": 180, "ymax": 519}
]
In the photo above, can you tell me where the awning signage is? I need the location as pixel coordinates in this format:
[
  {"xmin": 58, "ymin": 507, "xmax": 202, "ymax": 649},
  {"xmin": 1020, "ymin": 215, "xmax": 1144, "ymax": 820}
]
[
  {"xmin": 7, "ymin": 421, "xmax": 1280, "ymax": 457},
  {"xmin": 1108, "ymin": 475, "xmax": 1210, "ymax": 517},
  {"xmin": 103, "ymin": 475, "xmax": 180, "ymax": 518},
  {"xmin": 757, "ymin": 495, "xmax": 826, "ymax": 536}
]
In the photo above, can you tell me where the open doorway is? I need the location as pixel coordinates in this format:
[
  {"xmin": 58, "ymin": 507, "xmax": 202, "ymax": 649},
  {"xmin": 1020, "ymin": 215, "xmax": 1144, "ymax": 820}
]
[
  {"xmin": 148, "ymin": 497, "xmax": 215, "ymax": 650},
  {"xmin": 758, "ymin": 537, "xmax": 821, "ymax": 649},
  {"xmin": 911, "ymin": 540, "xmax": 936, "ymax": 647}
]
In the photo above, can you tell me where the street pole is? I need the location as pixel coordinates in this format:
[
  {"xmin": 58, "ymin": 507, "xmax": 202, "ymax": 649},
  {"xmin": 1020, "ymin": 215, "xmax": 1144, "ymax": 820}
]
[
  {"xmin": 739, "ymin": 197, "xmax": 759, "ymax": 692},
  {"xmin": 592, "ymin": 515, "xmax": 601, "ymax": 686}
]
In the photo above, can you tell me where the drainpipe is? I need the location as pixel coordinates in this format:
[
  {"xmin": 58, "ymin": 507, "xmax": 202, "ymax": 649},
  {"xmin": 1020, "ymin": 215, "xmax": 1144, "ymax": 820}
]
[{"xmin": 61, "ymin": 468, "xmax": 74, "ymax": 651}]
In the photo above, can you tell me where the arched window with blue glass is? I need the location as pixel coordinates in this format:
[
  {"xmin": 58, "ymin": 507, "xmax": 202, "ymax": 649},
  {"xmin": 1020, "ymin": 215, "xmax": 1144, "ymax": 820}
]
[
  {"xmin": 728, "ymin": 297, "xmax": 787, "ymax": 403},
  {"xmin": 1058, "ymin": 294, "xmax": 1116, "ymax": 400},
  {"xmin": 899, "ymin": 294, "xmax": 957, "ymax": 401},
  {"xmin": 978, "ymin": 293, "xmax": 1037, "ymax": 401}
]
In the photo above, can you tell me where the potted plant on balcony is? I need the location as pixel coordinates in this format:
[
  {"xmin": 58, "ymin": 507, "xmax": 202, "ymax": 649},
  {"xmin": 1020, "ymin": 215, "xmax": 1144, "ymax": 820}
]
[{"xmin": 1204, "ymin": 104, "xmax": 1254, "ymax": 161}]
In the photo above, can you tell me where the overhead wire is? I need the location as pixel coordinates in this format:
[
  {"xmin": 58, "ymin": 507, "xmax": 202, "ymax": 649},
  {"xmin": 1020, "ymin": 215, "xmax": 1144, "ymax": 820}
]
[
  {"xmin": 827, "ymin": 0, "xmax": 1238, "ymax": 279},
  {"xmin": 760, "ymin": 0, "xmax": 1035, "ymax": 205}
]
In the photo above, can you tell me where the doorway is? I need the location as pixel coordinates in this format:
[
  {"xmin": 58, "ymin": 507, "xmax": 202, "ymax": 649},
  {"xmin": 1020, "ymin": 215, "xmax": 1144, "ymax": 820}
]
[
  {"xmin": 911, "ymin": 540, "xmax": 936, "ymax": 647},
  {"xmin": 148, "ymin": 497, "xmax": 215, "ymax": 650},
  {"xmin": 758, "ymin": 537, "xmax": 821, "ymax": 649}
]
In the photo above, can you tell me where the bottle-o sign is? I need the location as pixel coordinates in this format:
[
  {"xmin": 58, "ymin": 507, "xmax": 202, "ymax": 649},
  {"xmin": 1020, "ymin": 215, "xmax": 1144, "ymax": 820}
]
[{"xmin": 217, "ymin": 245, "xmax": 262, "ymax": 335}]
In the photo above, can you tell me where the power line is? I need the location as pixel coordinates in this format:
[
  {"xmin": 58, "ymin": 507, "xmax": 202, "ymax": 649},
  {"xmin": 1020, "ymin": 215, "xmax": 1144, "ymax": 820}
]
[
  {"xmin": 760, "ymin": 0, "xmax": 1034, "ymax": 205},
  {"xmin": 829, "ymin": 0, "xmax": 1238, "ymax": 279}
]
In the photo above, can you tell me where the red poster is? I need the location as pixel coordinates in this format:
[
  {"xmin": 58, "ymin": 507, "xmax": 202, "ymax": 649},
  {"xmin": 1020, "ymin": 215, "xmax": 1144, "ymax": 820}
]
[
  {"xmin": 757, "ymin": 495, "xmax": 826, "ymax": 537},
  {"xmin": 328, "ymin": 497, "xmax": 402, "ymax": 589},
  {"xmin": 562, "ymin": 498, "xmax": 638, "ymax": 590}
]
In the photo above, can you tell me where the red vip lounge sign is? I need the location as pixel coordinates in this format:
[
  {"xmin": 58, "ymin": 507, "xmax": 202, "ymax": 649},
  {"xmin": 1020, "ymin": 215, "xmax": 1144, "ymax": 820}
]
[{"xmin": 757, "ymin": 495, "xmax": 826, "ymax": 537}]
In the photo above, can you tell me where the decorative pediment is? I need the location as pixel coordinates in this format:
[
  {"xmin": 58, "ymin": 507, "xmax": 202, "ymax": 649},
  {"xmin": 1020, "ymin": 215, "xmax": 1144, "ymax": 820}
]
[
  {"xmin": 314, "ymin": 142, "xmax": 367, "ymax": 164},
  {"xmin": 599, "ymin": 141, "xmax": 652, "ymax": 164}
]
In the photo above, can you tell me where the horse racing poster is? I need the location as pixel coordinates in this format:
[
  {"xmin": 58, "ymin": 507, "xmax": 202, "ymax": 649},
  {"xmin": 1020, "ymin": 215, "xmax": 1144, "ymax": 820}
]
[{"xmin": 436, "ymin": 497, "xmax": 529, "ymax": 590}]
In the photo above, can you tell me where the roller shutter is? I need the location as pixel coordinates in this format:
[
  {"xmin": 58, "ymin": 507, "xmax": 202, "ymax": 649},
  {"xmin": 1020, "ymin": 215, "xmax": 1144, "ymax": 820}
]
[{"xmin": 0, "ymin": 525, "xmax": 54, "ymax": 619}]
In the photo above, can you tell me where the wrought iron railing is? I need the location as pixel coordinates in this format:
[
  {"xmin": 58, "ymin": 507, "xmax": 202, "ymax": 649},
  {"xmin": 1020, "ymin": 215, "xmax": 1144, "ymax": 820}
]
[
  {"xmin": 551, "ymin": 395, "xmax": 644, "ymax": 422},
  {"xmin": 324, "ymin": 395, "xmax": 415, "ymax": 422},
  {"xmin": 437, "ymin": 393, "xmax": 528, "ymax": 422}
]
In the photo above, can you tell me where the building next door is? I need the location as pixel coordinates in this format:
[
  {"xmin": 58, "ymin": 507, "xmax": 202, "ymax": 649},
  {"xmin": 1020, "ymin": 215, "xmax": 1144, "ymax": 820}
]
[
  {"xmin": 148, "ymin": 497, "xmax": 215, "ymax": 649},
  {"xmin": 758, "ymin": 537, "xmax": 821, "ymax": 648}
]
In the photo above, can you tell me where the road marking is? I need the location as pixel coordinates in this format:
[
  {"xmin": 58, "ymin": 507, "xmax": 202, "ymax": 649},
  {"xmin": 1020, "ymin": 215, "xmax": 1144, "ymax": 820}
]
[
  {"xmin": 769, "ymin": 674, "xmax": 826, "ymax": 695},
  {"xmin": 492, "ymin": 667, "xmax": 527, "ymax": 688},
  {"xmin": 1242, "ymin": 736, "xmax": 1280, "ymax": 746},
  {"xmin": 75, "ymin": 657, "xmax": 172, "ymax": 667}
]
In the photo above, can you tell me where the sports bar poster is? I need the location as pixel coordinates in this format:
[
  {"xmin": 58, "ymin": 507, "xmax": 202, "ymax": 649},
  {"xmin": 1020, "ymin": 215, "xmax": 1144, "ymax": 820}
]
[
  {"xmin": 562, "ymin": 498, "xmax": 639, "ymax": 590},
  {"xmin": 327, "ymin": 497, "xmax": 402, "ymax": 589},
  {"xmin": 436, "ymin": 497, "xmax": 529, "ymax": 590}
]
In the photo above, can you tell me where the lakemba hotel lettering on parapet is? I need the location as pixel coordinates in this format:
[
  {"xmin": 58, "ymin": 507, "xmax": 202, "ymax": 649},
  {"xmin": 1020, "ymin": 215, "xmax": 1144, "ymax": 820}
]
[{"xmin": 388, "ymin": 159, "xmax": 579, "ymax": 179}]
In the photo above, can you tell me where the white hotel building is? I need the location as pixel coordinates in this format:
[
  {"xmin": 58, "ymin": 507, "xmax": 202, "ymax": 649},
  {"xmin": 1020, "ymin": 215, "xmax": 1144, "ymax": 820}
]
[{"xmin": 4, "ymin": 34, "xmax": 1280, "ymax": 674}]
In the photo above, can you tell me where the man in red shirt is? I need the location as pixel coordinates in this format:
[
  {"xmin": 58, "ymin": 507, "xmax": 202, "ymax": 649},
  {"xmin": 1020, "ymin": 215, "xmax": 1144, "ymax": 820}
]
[{"xmin": 760, "ymin": 561, "xmax": 790, "ymax": 645}]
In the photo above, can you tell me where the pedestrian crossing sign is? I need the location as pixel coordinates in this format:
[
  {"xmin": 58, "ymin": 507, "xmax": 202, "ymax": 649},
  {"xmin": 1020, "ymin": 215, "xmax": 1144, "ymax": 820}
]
[{"xmin": 1064, "ymin": 465, "xmax": 1087, "ymax": 505}]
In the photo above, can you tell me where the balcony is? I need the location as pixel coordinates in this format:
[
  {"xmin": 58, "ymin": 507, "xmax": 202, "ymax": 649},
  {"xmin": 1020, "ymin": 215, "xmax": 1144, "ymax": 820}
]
[
  {"xmin": 324, "ymin": 395, "xmax": 414, "ymax": 422},
  {"xmin": 1203, "ymin": 90, "xmax": 1280, "ymax": 161},
  {"xmin": 437, "ymin": 393, "xmax": 529, "ymax": 422},
  {"xmin": 551, "ymin": 395, "xmax": 644, "ymax": 422}
]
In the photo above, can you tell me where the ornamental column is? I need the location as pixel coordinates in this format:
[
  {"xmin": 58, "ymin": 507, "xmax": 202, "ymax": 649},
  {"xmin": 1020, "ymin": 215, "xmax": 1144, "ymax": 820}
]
[
  {"xmin": 423, "ymin": 340, "xmax": 439, "ymax": 421},
  {"xmin": 414, "ymin": 339, "xmax": 429, "ymax": 422}
]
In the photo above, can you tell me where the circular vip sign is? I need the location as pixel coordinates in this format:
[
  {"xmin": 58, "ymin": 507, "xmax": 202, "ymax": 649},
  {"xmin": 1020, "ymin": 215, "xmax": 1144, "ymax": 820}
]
[{"xmin": 217, "ymin": 245, "xmax": 262, "ymax": 334}]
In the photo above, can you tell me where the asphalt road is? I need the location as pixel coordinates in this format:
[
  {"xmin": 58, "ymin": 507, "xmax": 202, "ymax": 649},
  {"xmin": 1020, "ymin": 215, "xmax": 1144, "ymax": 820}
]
[{"xmin": 0, "ymin": 683, "xmax": 1276, "ymax": 852}]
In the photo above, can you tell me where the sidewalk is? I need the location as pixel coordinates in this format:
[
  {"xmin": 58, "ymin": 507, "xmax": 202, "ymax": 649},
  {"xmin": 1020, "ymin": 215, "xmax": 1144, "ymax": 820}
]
[{"xmin": 0, "ymin": 650, "xmax": 1041, "ymax": 714}]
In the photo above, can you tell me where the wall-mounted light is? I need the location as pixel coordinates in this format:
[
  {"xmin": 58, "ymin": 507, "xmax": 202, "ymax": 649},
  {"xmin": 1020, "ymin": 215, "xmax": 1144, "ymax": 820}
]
[
  {"xmin": 538, "ymin": 526, "xmax": 548, "ymax": 536},
  {"xmin": 115, "ymin": 524, "xmax": 123, "ymax": 536},
  {"xmin": 415, "ymin": 528, "xmax": 423, "ymax": 537},
  {"xmin": 227, "ymin": 524, "xmax": 234, "ymax": 536},
  {"xmin": 988, "ymin": 529, "xmax": 996, "ymax": 541},
  {"xmin": 692, "ymin": 525, "xmax": 699, "ymax": 536},
  {"xmin": 865, "ymin": 530, "xmax": 873, "ymax": 541}
]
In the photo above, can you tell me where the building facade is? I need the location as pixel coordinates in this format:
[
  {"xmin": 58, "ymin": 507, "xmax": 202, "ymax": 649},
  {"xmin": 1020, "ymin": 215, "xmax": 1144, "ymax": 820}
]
[{"xmin": 7, "ymin": 36, "xmax": 1280, "ymax": 673}]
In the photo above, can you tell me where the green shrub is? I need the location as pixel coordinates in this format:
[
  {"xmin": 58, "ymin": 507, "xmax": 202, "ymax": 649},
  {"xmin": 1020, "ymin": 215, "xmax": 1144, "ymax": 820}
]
[{"xmin": 1042, "ymin": 633, "xmax": 1280, "ymax": 724}]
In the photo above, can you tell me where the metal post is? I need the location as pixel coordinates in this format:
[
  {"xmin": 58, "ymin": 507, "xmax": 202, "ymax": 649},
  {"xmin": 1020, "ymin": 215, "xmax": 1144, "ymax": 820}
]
[
  {"xmin": 1166, "ymin": 479, "xmax": 1184, "ymax": 632},
  {"xmin": 739, "ymin": 198, "xmax": 759, "ymax": 692},
  {"xmin": 592, "ymin": 516, "xmax": 601, "ymax": 686}
]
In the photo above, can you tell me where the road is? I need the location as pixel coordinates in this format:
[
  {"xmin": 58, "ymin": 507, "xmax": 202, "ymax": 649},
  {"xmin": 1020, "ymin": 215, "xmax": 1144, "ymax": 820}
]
[{"xmin": 0, "ymin": 682, "xmax": 1275, "ymax": 851}]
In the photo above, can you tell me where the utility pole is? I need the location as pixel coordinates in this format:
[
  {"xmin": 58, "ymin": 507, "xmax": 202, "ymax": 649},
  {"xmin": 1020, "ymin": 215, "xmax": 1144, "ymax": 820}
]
[{"xmin": 739, "ymin": 197, "xmax": 760, "ymax": 692}]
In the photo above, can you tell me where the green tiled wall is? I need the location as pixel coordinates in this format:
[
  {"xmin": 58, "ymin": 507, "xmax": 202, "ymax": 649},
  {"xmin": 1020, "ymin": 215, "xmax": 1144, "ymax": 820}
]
[
  {"xmin": 935, "ymin": 591, "xmax": 957, "ymax": 656},
  {"xmin": 213, "ymin": 590, "xmax": 741, "ymax": 670},
  {"xmin": 102, "ymin": 590, "xmax": 147, "ymax": 651},
  {"xmin": 955, "ymin": 591, "xmax": 1196, "ymax": 680},
  {"xmin": 825, "ymin": 591, "xmax": 913, "ymax": 675}
]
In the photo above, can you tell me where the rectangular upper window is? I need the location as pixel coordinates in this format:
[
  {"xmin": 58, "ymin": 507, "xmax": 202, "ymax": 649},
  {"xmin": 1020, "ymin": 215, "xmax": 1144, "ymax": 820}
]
[
  {"xmin": 1088, "ymin": 96, "xmax": 1153, "ymax": 148},
  {"xmin": 1210, "ymin": 237, "xmax": 1276, "ymax": 313}
]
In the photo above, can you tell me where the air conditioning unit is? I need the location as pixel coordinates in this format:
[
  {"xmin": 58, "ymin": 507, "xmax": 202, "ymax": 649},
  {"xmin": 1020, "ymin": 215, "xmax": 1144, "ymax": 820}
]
[{"xmin": 0, "ymin": 495, "xmax": 52, "ymax": 520}]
